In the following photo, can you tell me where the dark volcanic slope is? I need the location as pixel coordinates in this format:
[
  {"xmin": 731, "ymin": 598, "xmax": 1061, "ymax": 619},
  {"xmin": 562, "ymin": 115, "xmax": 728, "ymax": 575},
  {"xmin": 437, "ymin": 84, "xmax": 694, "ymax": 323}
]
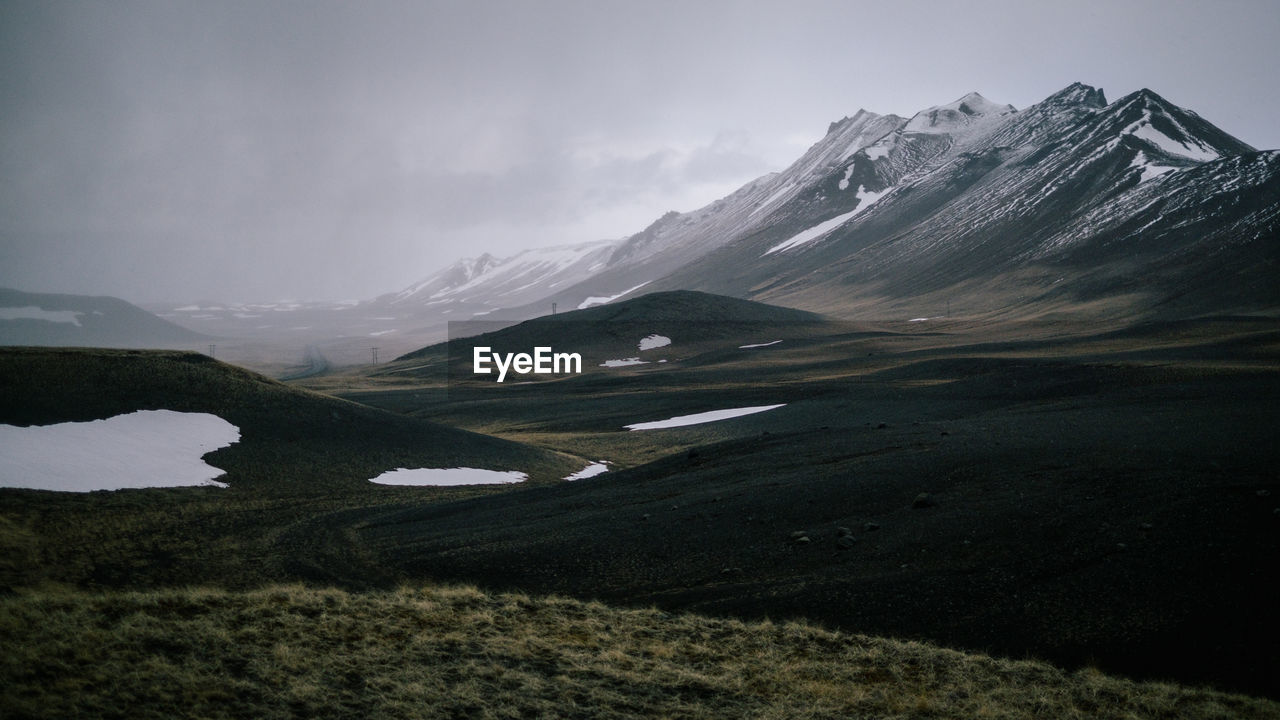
[
  {"xmin": 0, "ymin": 348, "xmax": 581, "ymax": 490},
  {"xmin": 390, "ymin": 291, "xmax": 829, "ymax": 383},
  {"xmin": 297, "ymin": 318, "xmax": 1280, "ymax": 698}
]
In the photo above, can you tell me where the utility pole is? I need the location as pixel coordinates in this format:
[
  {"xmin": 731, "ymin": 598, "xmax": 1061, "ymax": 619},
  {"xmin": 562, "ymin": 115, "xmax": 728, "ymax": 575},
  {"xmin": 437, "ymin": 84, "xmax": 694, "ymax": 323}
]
[
  {"xmin": 208, "ymin": 344, "xmax": 215, "ymax": 358},
  {"xmin": 371, "ymin": 347, "xmax": 379, "ymax": 364},
  {"xmin": 552, "ymin": 302, "xmax": 557, "ymax": 315}
]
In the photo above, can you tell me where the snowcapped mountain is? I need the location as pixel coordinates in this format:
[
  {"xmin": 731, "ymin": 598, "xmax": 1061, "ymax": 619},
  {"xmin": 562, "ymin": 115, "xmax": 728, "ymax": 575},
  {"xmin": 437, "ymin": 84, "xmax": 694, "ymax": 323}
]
[
  {"xmin": 393, "ymin": 81, "xmax": 1276, "ymax": 323},
  {"xmin": 375, "ymin": 239, "xmax": 621, "ymax": 316},
  {"xmin": 639, "ymin": 83, "xmax": 1277, "ymax": 319}
]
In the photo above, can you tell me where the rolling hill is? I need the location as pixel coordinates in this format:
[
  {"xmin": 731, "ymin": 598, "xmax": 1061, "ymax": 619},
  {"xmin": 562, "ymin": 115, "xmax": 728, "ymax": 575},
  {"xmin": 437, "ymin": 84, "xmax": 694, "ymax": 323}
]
[
  {"xmin": 0, "ymin": 288, "xmax": 209, "ymax": 349},
  {"xmin": 0, "ymin": 347, "xmax": 583, "ymax": 492}
]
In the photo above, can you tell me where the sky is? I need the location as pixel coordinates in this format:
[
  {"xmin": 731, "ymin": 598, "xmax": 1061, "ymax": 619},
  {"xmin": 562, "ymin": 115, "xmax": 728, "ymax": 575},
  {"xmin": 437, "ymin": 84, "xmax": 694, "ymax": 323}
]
[{"xmin": 2, "ymin": 0, "xmax": 1278, "ymax": 305}]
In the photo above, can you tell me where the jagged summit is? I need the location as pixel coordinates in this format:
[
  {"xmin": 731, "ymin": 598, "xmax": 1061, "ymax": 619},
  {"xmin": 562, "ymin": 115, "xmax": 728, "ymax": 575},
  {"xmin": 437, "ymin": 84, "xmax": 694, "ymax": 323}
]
[
  {"xmin": 1101, "ymin": 88, "xmax": 1256, "ymax": 161},
  {"xmin": 827, "ymin": 108, "xmax": 876, "ymax": 135},
  {"xmin": 1042, "ymin": 82, "xmax": 1108, "ymax": 109}
]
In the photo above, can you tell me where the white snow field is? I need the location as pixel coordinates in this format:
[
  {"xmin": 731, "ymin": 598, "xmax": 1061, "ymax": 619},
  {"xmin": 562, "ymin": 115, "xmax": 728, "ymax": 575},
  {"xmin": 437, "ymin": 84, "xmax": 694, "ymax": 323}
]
[
  {"xmin": 563, "ymin": 462, "xmax": 609, "ymax": 481},
  {"xmin": 0, "ymin": 410, "xmax": 240, "ymax": 492},
  {"xmin": 600, "ymin": 358, "xmax": 649, "ymax": 367},
  {"xmin": 0, "ymin": 306, "xmax": 84, "ymax": 325},
  {"xmin": 764, "ymin": 185, "xmax": 887, "ymax": 255},
  {"xmin": 577, "ymin": 281, "xmax": 651, "ymax": 309},
  {"xmin": 368, "ymin": 467, "xmax": 527, "ymax": 486},
  {"xmin": 625, "ymin": 404, "xmax": 786, "ymax": 431},
  {"xmin": 638, "ymin": 334, "xmax": 671, "ymax": 350}
]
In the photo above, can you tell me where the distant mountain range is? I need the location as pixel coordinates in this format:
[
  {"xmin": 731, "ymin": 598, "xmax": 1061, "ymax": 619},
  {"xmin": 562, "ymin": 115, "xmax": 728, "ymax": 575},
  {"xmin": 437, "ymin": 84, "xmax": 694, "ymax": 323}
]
[{"xmin": 383, "ymin": 82, "xmax": 1277, "ymax": 323}]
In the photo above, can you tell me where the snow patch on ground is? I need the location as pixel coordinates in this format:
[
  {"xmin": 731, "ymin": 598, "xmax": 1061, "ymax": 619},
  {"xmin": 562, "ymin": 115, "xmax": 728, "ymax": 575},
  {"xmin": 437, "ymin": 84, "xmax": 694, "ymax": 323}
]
[
  {"xmin": 764, "ymin": 185, "xmax": 887, "ymax": 255},
  {"xmin": 0, "ymin": 307, "xmax": 83, "ymax": 325},
  {"xmin": 578, "ymin": 281, "xmax": 651, "ymax": 309},
  {"xmin": 600, "ymin": 358, "xmax": 649, "ymax": 367},
  {"xmin": 739, "ymin": 340, "xmax": 782, "ymax": 349},
  {"xmin": 0, "ymin": 410, "xmax": 239, "ymax": 492},
  {"xmin": 625, "ymin": 404, "xmax": 786, "ymax": 431},
  {"xmin": 564, "ymin": 462, "xmax": 609, "ymax": 481},
  {"xmin": 369, "ymin": 468, "xmax": 527, "ymax": 486},
  {"xmin": 638, "ymin": 334, "xmax": 671, "ymax": 351}
]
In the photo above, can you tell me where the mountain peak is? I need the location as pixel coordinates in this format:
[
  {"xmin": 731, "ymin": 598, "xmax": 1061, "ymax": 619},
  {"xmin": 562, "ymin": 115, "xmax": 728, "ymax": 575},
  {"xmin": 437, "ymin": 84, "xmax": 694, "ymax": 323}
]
[
  {"xmin": 903, "ymin": 92, "xmax": 1014, "ymax": 135},
  {"xmin": 1043, "ymin": 82, "xmax": 1108, "ymax": 109},
  {"xmin": 827, "ymin": 109, "xmax": 874, "ymax": 135},
  {"xmin": 952, "ymin": 91, "xmax": 1014, "ymax": 116}
]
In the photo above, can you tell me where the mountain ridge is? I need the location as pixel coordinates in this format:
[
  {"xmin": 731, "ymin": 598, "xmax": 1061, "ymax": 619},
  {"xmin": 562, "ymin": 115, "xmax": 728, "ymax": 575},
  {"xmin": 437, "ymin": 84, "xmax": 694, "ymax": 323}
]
[{"xmin": 386, "ymin": 81, "xmax": 1274, "ymax": 325}]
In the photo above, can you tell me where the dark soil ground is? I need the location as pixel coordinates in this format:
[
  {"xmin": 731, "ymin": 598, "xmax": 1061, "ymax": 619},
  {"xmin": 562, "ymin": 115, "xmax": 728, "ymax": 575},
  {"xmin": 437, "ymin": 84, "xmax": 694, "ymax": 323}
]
[
  {"xmin": 4, "ymin": 313, "xmax": 1277, "ymax": 701},
  {"xmin": 295, "ymin": 314, "xmax": 1280, "ymax": 699}
]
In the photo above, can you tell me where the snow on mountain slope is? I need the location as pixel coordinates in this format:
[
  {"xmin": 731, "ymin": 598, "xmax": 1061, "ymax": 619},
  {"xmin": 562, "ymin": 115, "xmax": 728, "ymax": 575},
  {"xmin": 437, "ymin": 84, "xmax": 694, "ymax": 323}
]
[
  {"xmin": 645, "ymin": 83, "xmax": 1275, "ymax": 318},
  {"xmin": 378, "ymin": 239, "xmax": 621, "ymax": 314},
  {"xmin": 386, "ymin": 82, "xmax": 1274, "ymax": 325},
  {"xmin": 494, "ymin": 109, "xmax": 910, "ymax": 316}
]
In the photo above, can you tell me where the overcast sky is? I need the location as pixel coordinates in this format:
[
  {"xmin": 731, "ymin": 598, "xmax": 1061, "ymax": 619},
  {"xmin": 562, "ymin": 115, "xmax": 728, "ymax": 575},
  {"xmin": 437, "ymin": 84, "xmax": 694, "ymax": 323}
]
[{"xmin": 3, "ymin": 0, "xmax": 1278, "ymax": 304}]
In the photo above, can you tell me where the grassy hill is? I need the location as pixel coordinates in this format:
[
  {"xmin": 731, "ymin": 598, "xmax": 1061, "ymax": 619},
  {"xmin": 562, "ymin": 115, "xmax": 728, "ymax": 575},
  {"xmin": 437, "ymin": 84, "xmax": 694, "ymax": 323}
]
[{"xmin": 3, "ymin": 583, "xmax": 1276, "ymax": 720}]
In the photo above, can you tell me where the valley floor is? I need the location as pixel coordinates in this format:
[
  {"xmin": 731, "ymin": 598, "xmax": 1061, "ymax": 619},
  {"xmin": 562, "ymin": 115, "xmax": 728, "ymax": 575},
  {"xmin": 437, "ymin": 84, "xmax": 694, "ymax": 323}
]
[{"xmin": 3, "ymin": 315, "xmax": 1279, "ymax": 715}]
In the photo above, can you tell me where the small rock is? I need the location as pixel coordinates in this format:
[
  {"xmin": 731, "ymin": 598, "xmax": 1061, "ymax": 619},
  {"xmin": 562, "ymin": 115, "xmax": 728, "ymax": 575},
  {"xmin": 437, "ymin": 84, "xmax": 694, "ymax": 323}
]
[
  {"xmin": 836, "ymin": 526, "xmax": 853, "ymax": 537},
  {"xmin": 641, "ymin": 513, "xmax": 651, "ymax": 521},
  {"xmin": 912, "ymin": 493, "xmax": 936, "ymax": 509},
  {"xmin": 837, "ymin": 535, "xmax": 857, "ymax": 549},
  {"xmin": 794, "ymin": 536, "xmax": 811, "ymax": 544},
  {"xmin": 940, "ymin": 430, "xmax": 950, "ymax": 436},
  {"xmin": 790, "ymin": 530, "xmax": 809, "ymax": 540},
  {"xmin": 863, "ymin": 522, "xmax": 881, "ymax": 532}
]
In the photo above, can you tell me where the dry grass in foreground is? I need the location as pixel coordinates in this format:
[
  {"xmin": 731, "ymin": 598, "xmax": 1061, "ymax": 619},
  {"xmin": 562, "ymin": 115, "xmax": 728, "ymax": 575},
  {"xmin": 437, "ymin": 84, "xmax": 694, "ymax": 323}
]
[{"xmin": 2, "ymin": 584, "xmax": 1276, "ymax": 720}]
